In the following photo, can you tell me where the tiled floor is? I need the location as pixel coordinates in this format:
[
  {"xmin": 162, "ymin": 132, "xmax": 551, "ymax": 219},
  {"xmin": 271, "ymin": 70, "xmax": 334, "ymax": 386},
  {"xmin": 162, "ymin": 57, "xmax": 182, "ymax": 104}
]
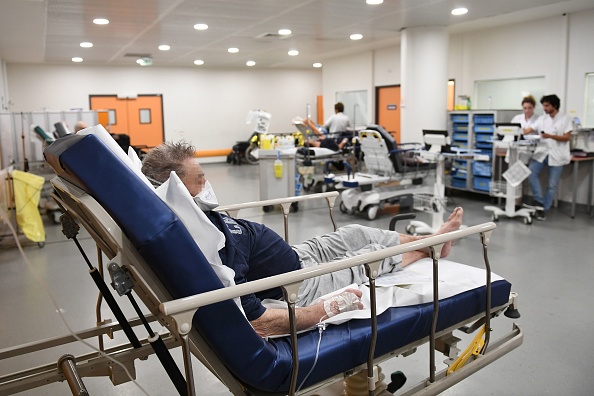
[{"xmin": 1, "ymin": 161, "xmax": 593, "ymax": 395}]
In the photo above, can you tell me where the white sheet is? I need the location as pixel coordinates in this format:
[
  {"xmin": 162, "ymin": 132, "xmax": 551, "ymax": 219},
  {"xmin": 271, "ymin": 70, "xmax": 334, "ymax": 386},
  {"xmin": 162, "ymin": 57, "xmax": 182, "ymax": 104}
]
[{"xmin": 263, "ymin": 258, "xmax": 504, "ymax": 327}]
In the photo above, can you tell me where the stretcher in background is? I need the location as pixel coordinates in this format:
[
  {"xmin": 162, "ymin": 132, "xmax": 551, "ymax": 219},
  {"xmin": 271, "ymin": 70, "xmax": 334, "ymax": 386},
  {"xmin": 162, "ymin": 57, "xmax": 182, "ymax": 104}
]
[
  {"xmin": 484, "ymin": 124, "xmax": 536, "ymax": 224},
  {"xmin": 329, "ymin": 125, "xmax": 435, "ymax": 220},
  {"xmin": 291, "ymin": 117, "xmax": 360, "ymax": 193}
]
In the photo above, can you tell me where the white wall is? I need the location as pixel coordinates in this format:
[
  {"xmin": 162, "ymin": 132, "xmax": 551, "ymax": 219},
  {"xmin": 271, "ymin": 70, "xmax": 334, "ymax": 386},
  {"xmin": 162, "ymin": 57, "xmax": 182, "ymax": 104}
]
[
  {"xmin": 566, "ymin": 9, "xmax": 594, "ymax": 118},
  {"xmin": 6, "ymin": 64, "xmax": 321, "ymax": 154},
  {"xmin": 373, "ymin": 46, "xmax": 400, "ymax": 88},
  {"xmin": 450, "ymin": 15, "xmax": 567, "ymax": 107},
  {"xmin": 322, "ymin": 52, "xmax": 374, "ymax": 125}
]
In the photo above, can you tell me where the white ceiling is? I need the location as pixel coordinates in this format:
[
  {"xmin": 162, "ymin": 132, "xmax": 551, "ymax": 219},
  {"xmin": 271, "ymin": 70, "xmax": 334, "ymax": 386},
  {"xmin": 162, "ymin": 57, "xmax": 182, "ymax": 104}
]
[{"xmin": 0, "ymin": 0, "xmax": 593, "ymax": 69}]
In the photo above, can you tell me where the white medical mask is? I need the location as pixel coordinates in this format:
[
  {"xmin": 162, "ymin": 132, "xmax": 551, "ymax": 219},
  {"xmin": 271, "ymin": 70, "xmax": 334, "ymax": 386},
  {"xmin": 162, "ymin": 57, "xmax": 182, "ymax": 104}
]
[{"xmin": 193, "ymin": 180, "xmax": 219, "ymax": 211}]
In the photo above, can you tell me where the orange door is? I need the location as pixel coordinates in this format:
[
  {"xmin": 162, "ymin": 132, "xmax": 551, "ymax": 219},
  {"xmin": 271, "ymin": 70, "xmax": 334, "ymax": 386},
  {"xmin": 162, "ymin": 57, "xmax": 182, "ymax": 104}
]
[
  {"xmin": 90, "ymin": 94, "xmax": 164, "ymax": 148},
  {"xmin": 376, "ymin": 86, "xmax": 400, "ymax": 142}
]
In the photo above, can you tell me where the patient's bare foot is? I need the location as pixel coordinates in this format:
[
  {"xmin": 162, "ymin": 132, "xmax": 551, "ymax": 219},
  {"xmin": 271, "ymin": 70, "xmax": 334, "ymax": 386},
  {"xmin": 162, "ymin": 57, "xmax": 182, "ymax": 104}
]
[{"xmin": 437, "ymin": 207, "xmax": 463, "ymax": 258}]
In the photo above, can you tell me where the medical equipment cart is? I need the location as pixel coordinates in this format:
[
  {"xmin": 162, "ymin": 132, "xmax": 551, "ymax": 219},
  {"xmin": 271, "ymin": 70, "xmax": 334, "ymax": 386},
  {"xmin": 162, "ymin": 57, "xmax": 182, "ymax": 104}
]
[
  {"xmin": 484, "ymin": 125, "xmax": 535, "ymax": 223},
  {"xmin": 258, "ymin": 149, "xmax": 297, "ymax": 212}
]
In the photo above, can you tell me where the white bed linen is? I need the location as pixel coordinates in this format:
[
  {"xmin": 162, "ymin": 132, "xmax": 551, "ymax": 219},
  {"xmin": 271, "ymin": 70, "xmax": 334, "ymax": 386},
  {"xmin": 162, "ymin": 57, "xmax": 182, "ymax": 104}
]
[{"xmin": 263, "ymin": 258, "xmax": 504, "ymax": 326}]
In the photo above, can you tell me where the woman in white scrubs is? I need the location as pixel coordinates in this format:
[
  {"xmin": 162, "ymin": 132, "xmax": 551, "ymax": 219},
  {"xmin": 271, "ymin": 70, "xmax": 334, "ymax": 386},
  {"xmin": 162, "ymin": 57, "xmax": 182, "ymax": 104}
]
[
  {"xmin": 511, "ymin": 95, "xmax": 539, "ymax": 136},
  {"xmin": 511, "ymin": 95, "xmax": 540, "ymax": 164}
]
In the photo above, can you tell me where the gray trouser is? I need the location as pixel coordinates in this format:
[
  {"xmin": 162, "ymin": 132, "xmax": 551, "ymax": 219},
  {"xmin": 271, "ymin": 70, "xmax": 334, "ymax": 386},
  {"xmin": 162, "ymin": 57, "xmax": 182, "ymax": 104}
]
[{"xmin": 291, "ymin": 224, "xmax": 402, "ymax": 307}]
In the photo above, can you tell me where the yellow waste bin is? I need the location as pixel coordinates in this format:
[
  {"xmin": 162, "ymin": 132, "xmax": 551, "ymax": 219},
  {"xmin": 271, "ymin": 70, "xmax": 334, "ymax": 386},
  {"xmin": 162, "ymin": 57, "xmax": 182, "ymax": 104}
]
[{"xmin": 11, "ymin": 170, "xmax": 46, "ymax": 243}]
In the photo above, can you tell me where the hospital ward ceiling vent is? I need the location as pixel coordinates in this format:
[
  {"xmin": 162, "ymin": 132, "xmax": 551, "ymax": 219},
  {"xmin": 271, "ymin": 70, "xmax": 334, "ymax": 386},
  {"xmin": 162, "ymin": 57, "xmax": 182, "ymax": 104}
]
[
  {"xmin": 255, "ymin": 32, "xmax": 290, "ymax": 40},
  {"xmin": 124, "ymin": 53, "xmax": 153, "ymax": 59}
]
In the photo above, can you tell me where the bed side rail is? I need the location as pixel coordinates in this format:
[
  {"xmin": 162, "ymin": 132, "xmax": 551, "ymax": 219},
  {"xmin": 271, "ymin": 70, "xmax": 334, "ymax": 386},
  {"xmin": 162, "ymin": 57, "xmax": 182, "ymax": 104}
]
[
  {"xmin": 160, "ymin": 222, "xmax": 495, "ymax": 318},
  {"xmin": 216, "ymin": 191, "xmax": 339, "ymax": 240}
]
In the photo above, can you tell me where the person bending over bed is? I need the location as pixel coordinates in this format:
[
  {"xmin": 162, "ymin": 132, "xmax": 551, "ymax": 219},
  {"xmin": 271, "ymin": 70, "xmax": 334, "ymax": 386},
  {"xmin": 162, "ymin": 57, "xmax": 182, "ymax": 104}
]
[{"xmin": 141, "ymin": 141, "xmax": 464, "ymax": 337}]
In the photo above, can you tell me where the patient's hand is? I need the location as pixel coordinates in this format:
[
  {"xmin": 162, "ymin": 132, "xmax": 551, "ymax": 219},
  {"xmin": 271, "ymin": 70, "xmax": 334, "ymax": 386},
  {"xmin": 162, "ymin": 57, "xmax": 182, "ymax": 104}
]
[
  {"xmin": 251, "ymin": 288, "xmax": 364, "ymax": 337},
  {"xmin": 323, "ymin": 288, "xmax": 364, "ymax": 318}
]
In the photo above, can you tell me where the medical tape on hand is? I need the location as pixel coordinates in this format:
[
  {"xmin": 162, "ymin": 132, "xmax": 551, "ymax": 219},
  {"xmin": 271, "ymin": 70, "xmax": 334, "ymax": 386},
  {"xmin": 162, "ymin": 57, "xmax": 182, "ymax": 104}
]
[{"xmin": 323, "ymin": 291, "xmax": 361, "ymax": 318}]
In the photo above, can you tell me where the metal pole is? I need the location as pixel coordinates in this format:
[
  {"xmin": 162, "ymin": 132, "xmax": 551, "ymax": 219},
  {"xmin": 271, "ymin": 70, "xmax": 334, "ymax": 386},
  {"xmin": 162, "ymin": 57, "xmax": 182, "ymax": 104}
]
[{"xmin": 57, "ymin": 354, "xmax": 89, "ymax": 396}]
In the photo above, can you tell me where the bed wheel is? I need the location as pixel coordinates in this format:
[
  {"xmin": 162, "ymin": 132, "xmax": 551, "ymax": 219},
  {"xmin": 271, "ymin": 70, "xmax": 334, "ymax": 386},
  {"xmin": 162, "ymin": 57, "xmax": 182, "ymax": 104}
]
[
  {"xmin": 491, "ymin": 214, "xmax": 499, "ymax": 222},
  {"xmin": 366, "ymin": 205, "xmax": 378, "ymax": 220},
  {"xmin": 244, "ymin": 145, "xmax": 259, "ymax": 165},
  {"xmin": 339, "ymin": 201, "xmax": 348, "ymax": 214},
  {"xmin": 504, "ymin": 306, "xmax": 521, "ymax": 319},
  {"xmin": 290, "ymin": 202, "xmax": 299, "ymax": 212},
  {"xmin": 37, "ymin": 242, "xmax": 45, "ymax": 248},
  {"xmin": 263, "ymin": 205, "xmax": 272, "ymax": 213},
  {"xmin": 523, "ymin": 217, "xmax": 532, "ymax": 225}
]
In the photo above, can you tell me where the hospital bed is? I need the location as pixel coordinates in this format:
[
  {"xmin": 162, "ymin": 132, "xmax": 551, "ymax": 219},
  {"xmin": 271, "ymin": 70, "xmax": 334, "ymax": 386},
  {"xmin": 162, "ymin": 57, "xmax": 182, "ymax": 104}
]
[
  {"xmin": 329, "ymin": 125, "xmax": 436, "ymax": 220},
  {"xmin": 0, "ymin": 128, "xmax": 523, "ymax": 395},
  {"xmin": 292, "ymin": 119, "xmax": 359, "ymax": 192}
]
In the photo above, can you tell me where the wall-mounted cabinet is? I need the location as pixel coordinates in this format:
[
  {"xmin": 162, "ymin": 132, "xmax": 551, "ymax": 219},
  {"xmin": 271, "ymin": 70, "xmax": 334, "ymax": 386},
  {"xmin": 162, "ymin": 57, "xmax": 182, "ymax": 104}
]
[{"xmin": 447, "ymin": 110, "xmax": 517, "ymax": 194}]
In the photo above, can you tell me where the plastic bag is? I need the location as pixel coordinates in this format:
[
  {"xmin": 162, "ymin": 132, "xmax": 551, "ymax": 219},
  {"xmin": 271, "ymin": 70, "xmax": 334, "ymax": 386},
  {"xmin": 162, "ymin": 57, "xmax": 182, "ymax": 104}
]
[{"xmin": 11, "ymin": 170, "xmax": 45, "ymax": 242}]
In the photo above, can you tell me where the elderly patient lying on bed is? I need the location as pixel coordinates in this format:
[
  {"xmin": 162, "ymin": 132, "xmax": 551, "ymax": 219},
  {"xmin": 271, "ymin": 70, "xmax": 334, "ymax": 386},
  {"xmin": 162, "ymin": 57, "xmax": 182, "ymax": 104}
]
[{"xmin": 141, "ymin": 141, "xmax": 464, "ymax": 337}]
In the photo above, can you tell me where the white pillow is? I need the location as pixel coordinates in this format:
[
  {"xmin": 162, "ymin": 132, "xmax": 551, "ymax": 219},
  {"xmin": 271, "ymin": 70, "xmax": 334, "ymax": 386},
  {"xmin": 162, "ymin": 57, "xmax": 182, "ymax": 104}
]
[{"xmin": 155, "ymin": 172, "xmax": 245, "ymax": 316}]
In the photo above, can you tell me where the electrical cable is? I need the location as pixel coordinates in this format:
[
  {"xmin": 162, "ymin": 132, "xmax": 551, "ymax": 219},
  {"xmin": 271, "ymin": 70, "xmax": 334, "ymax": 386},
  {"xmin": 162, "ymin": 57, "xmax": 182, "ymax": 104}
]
[{"xmin": 0, "ymin": 206, "xmax": 151, "ymax": 396}]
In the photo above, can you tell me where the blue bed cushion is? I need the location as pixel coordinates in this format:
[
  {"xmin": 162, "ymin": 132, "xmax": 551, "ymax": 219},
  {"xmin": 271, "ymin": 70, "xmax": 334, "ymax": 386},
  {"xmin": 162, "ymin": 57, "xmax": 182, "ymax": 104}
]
[{"xmin": 44, "ymin": 134, "xmax": 512, "ymax": 393}]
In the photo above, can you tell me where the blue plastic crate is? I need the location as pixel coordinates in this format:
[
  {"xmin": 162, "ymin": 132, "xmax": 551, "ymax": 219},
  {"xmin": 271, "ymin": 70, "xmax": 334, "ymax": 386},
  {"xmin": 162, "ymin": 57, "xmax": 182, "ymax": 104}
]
[
  {"xmin": 474, "ymin": 125, "xmax": 494, "ymax": 133},
  {"xmin": 453, "ymin": 132, "xmax": 468, "ymax": 141},
  {"xmin": 475, "ymin": 142, "xmax": 493, "ymax": 149},
  {"xmin": 451, "ymin": 177, "xmax": 467, "ymax": 188},
  {"xmin": 472, "ymin": 161, "xmax": 492, "ymax": 177},
  {"xmin": 453, "ymin": 124, "xmax": 468, "ymax": 132},
  {"xmin": 479, "ymin": 149, "xmax": 493, "ymax": 159},
  {"xmin": 473, "ymin": 176, "xmax": 491, "ymax": 192},
  {"xmin": 452, "ymin": 142, "xmax": 469, "ymax": 149},
  {"xmin": 475, "ymin": 134, "xmax": 493, "ymax": 143},
  {"xmin": 454, "ymin": 159, "xmax": 468, "ymax": 168},
  {"xmin": 473, "ymin": 114, "xmax": 495, "ymax": 124},
  {"xmin": 451, "ymin": 115, "xmax": 469, "ymax": 123}
]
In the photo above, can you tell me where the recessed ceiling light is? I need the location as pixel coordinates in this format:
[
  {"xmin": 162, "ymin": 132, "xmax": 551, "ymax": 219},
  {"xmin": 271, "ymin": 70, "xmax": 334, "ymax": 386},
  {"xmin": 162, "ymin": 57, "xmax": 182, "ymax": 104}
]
[
  {"xmin": 158, "ymin": 45, "xmax": 170, "ymax": 51},
  {"xmin": 246, "ymin": 61, "xmax": 256, "ymax": 67},
  {"xmin": 278, "ymin": 29, "xmax": 292, "ymax": 35},
  {"xmin": 350, "ymin": 33, "xmax": 363, "ymax": 40},
  {"xmin": 366, "ymin": 0, "xmax": 383, "ymax": 4},
  {"xmin": 194, "ymin": 23, "xmax": 208, "ymax": 30},
  {"xmin": 451, "ymin": 7, "xmax": 468, "ymax": 15},
  {"xmin": 194, "ymin": 59, "xmax": 205, "ymax": 65},
  {"xmin": 288, "ymin": 49, "xmax": 299, "ymax": 56},
  {"xmin": 72, "ymin": 57, "xmax": 83, "ymax": 63},
  {"xmin": 313, "ymin": 63, "xmax": 322, "ymax": 68},
  {"xmin": 228, "ymin": 47, "xmax": 239, "ymax": 53},
  {"xmin": 80, "ymin": 42, "xmax": 93, "ymax": 48},
  {"xmin": 93, "ymin": 18, "xmax": 109, "ymax": 25}
]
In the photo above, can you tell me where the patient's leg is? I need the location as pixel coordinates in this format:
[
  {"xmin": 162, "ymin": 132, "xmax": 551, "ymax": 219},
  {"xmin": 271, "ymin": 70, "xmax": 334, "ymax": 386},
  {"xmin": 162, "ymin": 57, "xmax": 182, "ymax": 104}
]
[{"xmin": 400, "ymin": 207, "xmax": 463, "ymax": 267}]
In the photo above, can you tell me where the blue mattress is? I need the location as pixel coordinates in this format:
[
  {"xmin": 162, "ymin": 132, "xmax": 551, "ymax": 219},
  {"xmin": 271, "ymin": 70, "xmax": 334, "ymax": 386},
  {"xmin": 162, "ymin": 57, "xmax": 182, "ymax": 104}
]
[{"xmin": 44, "ymin": 134, "xmax": 512, "ymax": 394}]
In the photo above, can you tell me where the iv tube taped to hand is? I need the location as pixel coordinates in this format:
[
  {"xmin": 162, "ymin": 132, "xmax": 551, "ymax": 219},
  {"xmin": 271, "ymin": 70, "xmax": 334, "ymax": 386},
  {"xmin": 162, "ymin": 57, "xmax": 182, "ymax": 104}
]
[{"xmin": 323, "ymin": 291, "xmax": 362, "ymax": 318}]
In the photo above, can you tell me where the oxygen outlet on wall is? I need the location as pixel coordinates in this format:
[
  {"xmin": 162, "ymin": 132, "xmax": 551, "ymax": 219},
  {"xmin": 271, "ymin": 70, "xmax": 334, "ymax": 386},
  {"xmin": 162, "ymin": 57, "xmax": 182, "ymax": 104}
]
[{"xmin": 274, "ymin": 151, "xmax": 283, "ymax": 178}]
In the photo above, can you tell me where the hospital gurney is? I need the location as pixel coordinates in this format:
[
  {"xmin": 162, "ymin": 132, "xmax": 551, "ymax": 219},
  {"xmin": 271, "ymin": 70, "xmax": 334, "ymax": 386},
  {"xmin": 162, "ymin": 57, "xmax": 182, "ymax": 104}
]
[
  {"xmin": 1, "ymin": 129, "xmax": 522, "ymax": 395},
  {"xmin": 330, "ymin": 125, "xmax": 435, "ymax": 220},
  {"xmin": 292, "ymin": 118, "xmax": 359, "ymax": 193}
]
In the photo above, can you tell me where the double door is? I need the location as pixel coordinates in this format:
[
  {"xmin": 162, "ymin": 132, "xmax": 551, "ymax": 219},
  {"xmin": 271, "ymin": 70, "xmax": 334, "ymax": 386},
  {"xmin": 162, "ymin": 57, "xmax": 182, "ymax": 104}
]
[{"xmin": 89, "ymin": 94, "xmax": 164, "ymax": 148}]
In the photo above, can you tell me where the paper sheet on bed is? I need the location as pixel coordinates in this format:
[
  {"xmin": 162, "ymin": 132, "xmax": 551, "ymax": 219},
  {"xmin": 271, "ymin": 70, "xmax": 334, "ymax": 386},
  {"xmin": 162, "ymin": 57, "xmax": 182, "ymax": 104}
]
[{"xmin": 262, "ymin": 258, "xmax": 504, "ymax": 327}]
